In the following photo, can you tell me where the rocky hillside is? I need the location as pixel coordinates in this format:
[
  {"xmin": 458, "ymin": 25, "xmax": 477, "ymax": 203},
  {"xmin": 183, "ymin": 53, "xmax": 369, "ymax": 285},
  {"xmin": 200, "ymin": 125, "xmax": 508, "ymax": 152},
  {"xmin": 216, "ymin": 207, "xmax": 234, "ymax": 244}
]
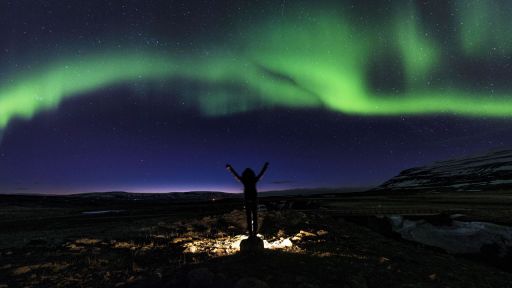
[{"xmin": 375, "ymin": 149, "xmax": 512, "ymax": 192}]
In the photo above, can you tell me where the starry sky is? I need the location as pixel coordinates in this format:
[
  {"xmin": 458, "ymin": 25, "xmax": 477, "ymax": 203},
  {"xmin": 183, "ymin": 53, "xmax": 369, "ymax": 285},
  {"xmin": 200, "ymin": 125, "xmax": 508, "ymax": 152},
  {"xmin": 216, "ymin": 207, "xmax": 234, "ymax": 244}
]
[{"xmin": 1, "ymin": 0, "xmax": 512, "ymax": 194}]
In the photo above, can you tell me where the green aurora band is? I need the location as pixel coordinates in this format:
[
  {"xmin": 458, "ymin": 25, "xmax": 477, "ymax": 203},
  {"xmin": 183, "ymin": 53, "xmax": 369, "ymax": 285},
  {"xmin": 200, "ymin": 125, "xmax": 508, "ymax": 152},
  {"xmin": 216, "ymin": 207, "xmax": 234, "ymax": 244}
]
[{"xmin": 1, "ymin": 3, "xmax": 512, "ymax": 137}]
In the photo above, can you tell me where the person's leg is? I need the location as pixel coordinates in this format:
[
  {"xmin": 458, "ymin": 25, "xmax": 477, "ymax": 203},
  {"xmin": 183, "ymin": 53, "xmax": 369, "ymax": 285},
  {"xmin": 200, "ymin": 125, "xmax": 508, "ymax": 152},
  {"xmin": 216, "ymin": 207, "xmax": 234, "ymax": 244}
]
[
  {"xmin": 252, "ymin": 202, "xmax": 258, "ymax": 235},
  {"xmin": 245, "ymin": 204, "xmax": 253, "ymax": 236}
]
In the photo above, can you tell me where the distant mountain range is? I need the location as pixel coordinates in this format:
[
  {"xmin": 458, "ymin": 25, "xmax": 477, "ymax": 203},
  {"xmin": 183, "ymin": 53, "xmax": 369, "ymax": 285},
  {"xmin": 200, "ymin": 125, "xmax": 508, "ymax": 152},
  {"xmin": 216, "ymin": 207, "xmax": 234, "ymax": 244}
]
[
  {"xmin": 0, "ymin": 187, "xmax": 369, "ymax": 200},
  {"xmin": 71, "ymin": 187, "xmax": 368, "ymax": 200},
  {"xmin": 71, "ymin": 191, "xmax": 239, "ymax": 201},
  {"xmin": 374, "ymin": 149, "xmax": 512, "ymax": 192}
]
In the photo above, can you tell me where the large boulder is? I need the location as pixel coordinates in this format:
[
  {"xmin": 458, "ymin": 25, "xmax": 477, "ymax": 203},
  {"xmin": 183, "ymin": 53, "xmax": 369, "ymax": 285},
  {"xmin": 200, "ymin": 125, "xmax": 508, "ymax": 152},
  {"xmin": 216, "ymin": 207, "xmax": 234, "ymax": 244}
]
[{"xmin": 239, "ymin": 235, "xmax": 264, "ymax": 253}]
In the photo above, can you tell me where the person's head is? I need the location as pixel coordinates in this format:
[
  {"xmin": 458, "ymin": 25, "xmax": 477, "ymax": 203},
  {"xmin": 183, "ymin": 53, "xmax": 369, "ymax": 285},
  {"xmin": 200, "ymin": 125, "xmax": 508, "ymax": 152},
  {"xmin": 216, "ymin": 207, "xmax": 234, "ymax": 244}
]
[{"xmin": 242, "ymin": 168, "xmax": 256, "ymax": 181}]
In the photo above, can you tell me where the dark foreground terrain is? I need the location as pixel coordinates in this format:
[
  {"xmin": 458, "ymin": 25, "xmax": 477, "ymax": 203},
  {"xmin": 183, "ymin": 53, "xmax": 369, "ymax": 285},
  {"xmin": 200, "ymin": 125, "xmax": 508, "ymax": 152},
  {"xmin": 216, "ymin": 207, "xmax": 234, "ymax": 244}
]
[{"xmin": 1, "ymin": 190, "xmax": 512, "ymax": 288}]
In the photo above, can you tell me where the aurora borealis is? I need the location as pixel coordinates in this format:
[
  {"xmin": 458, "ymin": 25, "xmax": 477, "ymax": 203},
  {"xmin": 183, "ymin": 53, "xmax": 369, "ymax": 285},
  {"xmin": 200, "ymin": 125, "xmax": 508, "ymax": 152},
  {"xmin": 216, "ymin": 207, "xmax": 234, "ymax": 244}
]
[
  {"xmin": 1, "ymin": 0, "xmax": 512, "ymax": 193},
  {"xmin": 2, "ymin": 1, "xmax": 512, "ymax": 131}
]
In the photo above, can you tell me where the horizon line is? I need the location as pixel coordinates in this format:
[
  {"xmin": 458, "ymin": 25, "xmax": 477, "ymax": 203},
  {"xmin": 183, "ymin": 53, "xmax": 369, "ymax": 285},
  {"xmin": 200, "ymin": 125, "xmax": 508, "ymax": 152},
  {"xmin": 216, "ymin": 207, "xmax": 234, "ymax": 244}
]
[{"xmin": 0, "ymin": 186, "xmax": 374, "ymax": 196}]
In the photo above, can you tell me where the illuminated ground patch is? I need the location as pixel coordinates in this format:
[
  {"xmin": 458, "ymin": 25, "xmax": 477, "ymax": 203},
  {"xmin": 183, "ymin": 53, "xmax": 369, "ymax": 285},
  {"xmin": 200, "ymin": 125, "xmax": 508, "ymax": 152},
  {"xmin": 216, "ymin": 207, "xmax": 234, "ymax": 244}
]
[{"xmin": 181, "ymin": 233, "xmax": 298, "ymax": 256}]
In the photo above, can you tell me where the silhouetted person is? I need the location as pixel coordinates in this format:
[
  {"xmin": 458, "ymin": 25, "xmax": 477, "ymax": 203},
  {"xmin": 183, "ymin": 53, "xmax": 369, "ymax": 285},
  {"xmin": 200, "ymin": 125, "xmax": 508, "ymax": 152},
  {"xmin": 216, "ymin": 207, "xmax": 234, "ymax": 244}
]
[{"xmin": 226, "ymin": 162, "xmax": 269, "ymax": 237}]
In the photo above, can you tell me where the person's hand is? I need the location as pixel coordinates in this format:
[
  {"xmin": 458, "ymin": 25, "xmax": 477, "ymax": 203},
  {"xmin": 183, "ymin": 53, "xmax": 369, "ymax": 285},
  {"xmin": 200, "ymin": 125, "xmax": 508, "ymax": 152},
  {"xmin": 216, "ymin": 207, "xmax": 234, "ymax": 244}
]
[
  {"xmin": 264, "ymin": 162, "xmax": 269, "ymax": 166},
  {"xmin": 226, "ymin": 164, "xmax": 232, "ymax": 169}
]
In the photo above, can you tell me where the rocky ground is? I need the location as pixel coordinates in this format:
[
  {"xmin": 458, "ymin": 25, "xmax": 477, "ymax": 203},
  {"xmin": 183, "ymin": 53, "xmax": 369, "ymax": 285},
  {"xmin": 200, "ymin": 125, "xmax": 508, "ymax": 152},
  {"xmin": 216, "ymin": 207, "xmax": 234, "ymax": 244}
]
[{"xmin": 1, "ymin": 207, "xmax": 512, "ymax": 288}]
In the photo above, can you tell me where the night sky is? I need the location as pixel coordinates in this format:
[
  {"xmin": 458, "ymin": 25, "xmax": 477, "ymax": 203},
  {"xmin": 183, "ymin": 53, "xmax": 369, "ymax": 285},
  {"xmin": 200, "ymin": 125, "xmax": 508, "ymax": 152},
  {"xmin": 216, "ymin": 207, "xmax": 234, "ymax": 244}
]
[{"xmin": 1, "ymin": 0, "xmax": 512, "ymax": 194}]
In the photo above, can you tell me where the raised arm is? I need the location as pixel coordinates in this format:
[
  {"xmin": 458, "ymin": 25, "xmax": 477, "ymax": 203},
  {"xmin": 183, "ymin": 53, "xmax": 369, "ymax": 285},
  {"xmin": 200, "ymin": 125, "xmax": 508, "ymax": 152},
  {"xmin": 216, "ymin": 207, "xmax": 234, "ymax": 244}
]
[
  {"xmin": 256, "ymin": 162, "xmax": 269, "ymax": 181},
  {"xmin": 226, "ymin": 164, "xmax": 242, "ymax": 182}
]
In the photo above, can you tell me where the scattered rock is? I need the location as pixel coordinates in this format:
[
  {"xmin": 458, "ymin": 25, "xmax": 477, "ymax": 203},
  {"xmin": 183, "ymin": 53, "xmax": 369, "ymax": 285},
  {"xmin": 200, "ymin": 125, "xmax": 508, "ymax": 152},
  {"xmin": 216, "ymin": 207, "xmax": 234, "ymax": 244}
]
[
  {"xmin": 316, "ymin": 230, "xmax": 328, "ymax": 236},
  {"xmin": 212, "ymin": 248, "xmax": 226, "ymax": 256},
  {"xmin": 184, "ymin": 244, "xmax": 198, "ymax": 253},
  {"xmin": 75, "ymin": 238, "xmax": 101, "ymax": 245},
  {"xmin": 154, "ymin": 269, "xmax": 163, "ymax": 279},
  {"xmin": 315, "ymin": 252, "xmax": 333, "ymax": 257},
  {"xmin": 66, "ymin": 243, "xmax": 84, "ymax": 252},
  {"xmin": 292, "ymin": 235, "xmax": 302, "ymax": 241},
  {"xmin": 293, "ymin": 230, "xmax": 318, "ymax": 241},
  {"xmin": 299, "ymin": 230, "xmax": 317, "ymax": 237},
  {"xmin": 172, "ymin": 237, "xmax": 193, "ymax": 244},
  {"xmin": 187, "ymin": 267, "xmax": 214, "ymax": 288},
  {"xmin": 126, "ymin": 275, "xmax": 138, "ymax": 284},
  {"xmin": 264, "ymin": 237, "xmax": 293, "ymax": 249},
  {"xmin": 12, "ymin": 266, "xmax": 31, "ymax": 275},
  {"xmin": 378, "ymin": 257, "xmax": 390, "ymax": 264},
  {"xmin": 113, "ymin": 242, "xmax": 134, "ymax": 249},
  {"xmin": 235, "ymin": 277, "xmax": 270, "ymax": 288}
]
